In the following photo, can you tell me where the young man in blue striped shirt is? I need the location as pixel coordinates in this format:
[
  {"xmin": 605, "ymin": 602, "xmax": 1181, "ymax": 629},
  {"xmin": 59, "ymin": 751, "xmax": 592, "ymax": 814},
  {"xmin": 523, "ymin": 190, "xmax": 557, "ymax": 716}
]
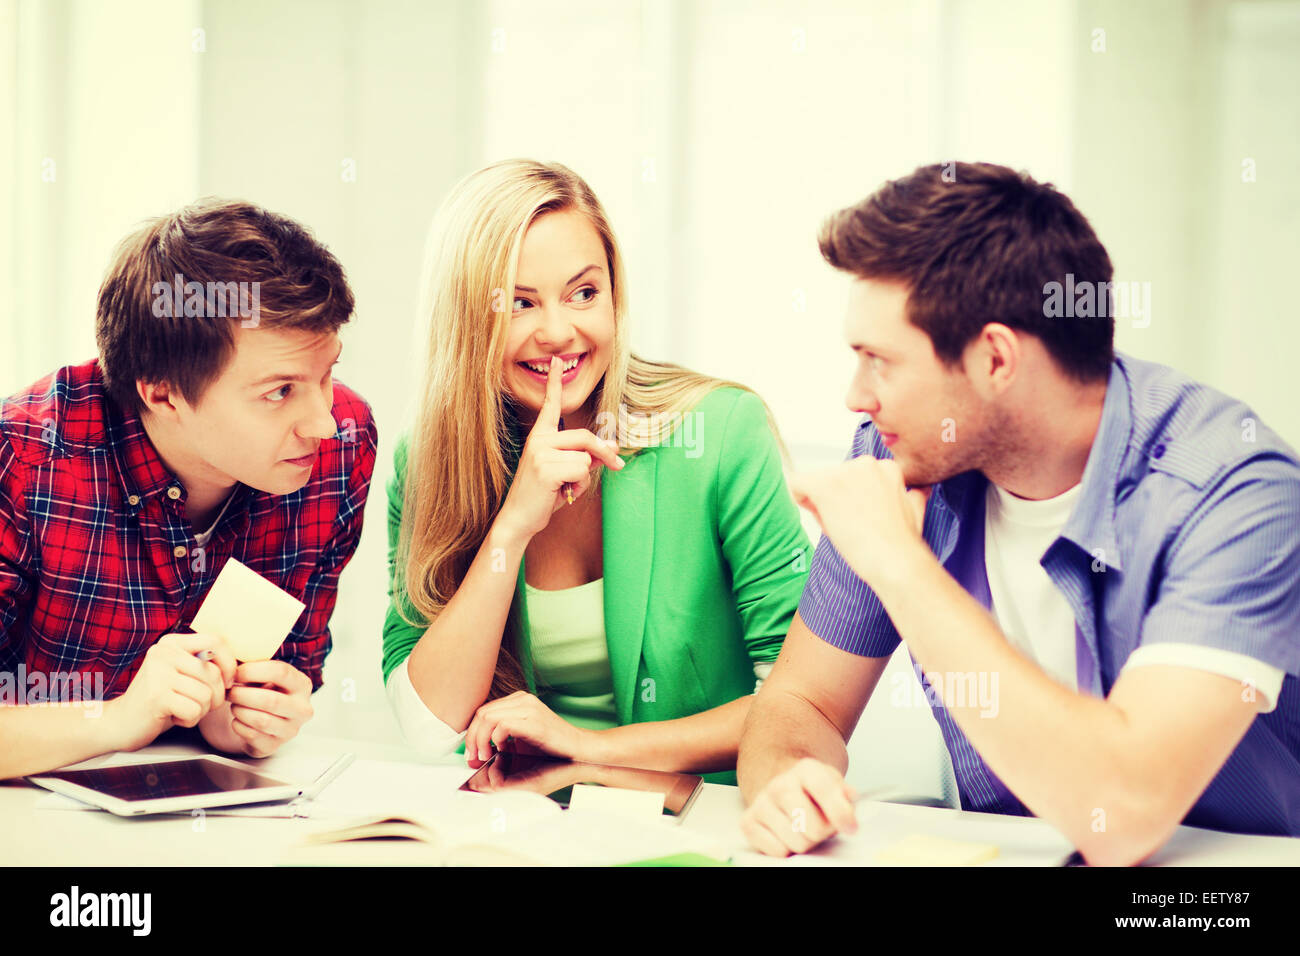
[{"xmin": 738, "ymin": 162, "xmax": 1299, "ymax": 865}]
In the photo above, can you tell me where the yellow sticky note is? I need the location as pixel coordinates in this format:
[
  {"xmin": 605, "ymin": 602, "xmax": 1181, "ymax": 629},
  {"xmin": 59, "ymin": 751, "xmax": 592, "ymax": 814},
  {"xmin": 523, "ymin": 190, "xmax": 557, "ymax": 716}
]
[
  {"xmin": 190, "ymin": 558, "xmax": 305, "ymax": 662},
  {"xmin": 875, "ymin": 833, "xmax": 999, "ymax": 866},
  {"xmin": 568, "ymin": 784, "xmax": 666, "ymax": 821}
]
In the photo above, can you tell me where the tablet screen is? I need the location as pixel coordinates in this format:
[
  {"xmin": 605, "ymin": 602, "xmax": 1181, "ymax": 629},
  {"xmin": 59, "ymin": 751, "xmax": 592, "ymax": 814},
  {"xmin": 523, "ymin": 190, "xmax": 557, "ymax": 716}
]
[{"xmin": 41, "ymin": 759, "xmax": 287, "ymax": 802}]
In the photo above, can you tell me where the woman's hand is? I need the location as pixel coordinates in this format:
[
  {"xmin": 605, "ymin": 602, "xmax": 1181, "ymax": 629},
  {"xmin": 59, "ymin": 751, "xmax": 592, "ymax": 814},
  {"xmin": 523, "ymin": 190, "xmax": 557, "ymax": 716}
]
[
  {"xmin": 464, "ymin": 756, "xmax": 596, "ymax": 796},
  {"xmin": 463, "ymin": 691, "xmax": 594, "ymax": 767},
  {"xmin": 497, "ymin": 355, "xmax": 624, "ymax": 541}
]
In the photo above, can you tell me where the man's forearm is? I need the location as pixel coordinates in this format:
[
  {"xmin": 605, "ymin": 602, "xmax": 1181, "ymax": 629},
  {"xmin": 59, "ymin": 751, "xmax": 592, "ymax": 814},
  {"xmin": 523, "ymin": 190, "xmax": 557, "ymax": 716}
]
[
  {"xmin": 870, "ymin": 545, "xmax": 1141, "ymax": 845},
  {"xmin": 737, "ymin": 685, "xmax": 849, "ymax": 804},
  {"xmin": 0, "ymin": 703, "xmax": 126, "ymax": 779}
]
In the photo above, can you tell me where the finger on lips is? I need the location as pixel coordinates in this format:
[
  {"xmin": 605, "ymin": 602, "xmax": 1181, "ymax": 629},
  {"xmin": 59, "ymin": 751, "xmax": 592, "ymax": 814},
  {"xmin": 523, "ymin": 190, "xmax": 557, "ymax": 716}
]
[{"xmin": 534, "ymin": 355, "xmax": 564, "ymax": 431}]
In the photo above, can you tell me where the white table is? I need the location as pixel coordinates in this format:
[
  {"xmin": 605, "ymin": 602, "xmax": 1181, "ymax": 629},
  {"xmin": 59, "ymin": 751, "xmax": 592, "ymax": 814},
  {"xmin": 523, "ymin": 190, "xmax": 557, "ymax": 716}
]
[{"xmin": 3, "ymin": 732, "xmax": 1297, "ymax": 866}]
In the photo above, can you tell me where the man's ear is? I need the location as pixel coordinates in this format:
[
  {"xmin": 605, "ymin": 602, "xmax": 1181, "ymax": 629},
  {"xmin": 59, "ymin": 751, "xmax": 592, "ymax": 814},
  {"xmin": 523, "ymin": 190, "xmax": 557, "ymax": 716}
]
[
  {"xmin": 974, "ymin": 323, "xmax": 1020, "ymax": 396},
  {"xmin": 136, "ymin": 379, "xmax": 183, "ymax": 423}
]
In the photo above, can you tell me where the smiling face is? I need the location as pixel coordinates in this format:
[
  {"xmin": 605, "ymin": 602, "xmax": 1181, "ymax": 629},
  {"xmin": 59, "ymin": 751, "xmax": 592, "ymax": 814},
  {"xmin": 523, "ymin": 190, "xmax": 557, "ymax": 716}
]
[
  {"xmin": 161, "ymin": 326, "xmax": 343, "ymax": 497},
  {"xmin": 843, "ymin": 278, "xmax": 992, "ymax": 487},
  {"xmin": 502, "ymin": 208, "xmax": 615, "ymax": 429}
]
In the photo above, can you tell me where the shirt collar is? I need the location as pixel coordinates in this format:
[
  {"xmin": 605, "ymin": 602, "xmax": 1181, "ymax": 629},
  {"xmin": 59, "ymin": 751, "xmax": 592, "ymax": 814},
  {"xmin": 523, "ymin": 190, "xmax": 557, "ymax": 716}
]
[
  {"xmin": 104, "ymin": 392, "xmax": 183, "ymax": 505},
  {"xmin": 1056, "ymin": 356, "xmax": 1132, "ymax": 572},
  {"xmin": 102, "ymin": 388, "xmax": 253, "ymax": 520},
  {"xmin": 927, "ymin": 356, "xmax": 1132, "ymax": 573}
]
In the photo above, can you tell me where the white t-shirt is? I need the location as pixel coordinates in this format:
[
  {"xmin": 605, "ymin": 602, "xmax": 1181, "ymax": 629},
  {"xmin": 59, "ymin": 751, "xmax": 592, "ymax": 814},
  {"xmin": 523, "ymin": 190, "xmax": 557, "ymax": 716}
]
[
  {"xmin": 983, "ymin": 481, "xmax": 1082, "ymax": 691},
  {"xmin": 193, "ymin": 490, "xmax": 235, "ymax": 550},
  {"xmin": 983, "ymin": 480, "xmax": 1284, "ymax": 711}
]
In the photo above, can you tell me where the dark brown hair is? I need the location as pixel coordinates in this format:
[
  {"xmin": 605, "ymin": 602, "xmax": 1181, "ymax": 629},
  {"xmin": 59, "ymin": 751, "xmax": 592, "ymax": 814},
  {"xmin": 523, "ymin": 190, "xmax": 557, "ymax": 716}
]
[
  {"xmin": 96, "ymin": 198, "xmax": 355, "ymax": 415},
  {"xmin": 818, "ymin": 162, "xmax": 1114, "ymax": 382}
]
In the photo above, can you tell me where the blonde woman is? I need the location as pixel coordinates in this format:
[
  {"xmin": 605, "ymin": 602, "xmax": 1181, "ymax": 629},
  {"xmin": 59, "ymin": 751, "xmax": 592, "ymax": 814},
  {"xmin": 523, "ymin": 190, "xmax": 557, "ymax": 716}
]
[{"xmin": 384, "ymin": 159, "xmax": 810, "ymax": 780}]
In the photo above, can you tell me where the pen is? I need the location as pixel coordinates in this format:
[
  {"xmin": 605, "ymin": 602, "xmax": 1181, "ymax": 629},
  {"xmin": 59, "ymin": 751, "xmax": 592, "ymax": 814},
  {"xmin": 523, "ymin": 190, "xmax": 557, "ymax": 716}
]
[
  {"xmin": 284, "ymin": 752, "xmax": 355, "ymax": 817},
  {"xmin": 298, "ymin": 752, "xmax": 355, "ymax": 801}
]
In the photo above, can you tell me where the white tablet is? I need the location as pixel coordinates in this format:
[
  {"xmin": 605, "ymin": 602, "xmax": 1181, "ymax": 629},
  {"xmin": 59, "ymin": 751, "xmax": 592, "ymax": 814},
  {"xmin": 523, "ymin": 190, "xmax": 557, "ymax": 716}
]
[{"xmin": 28, "ymin": 754, "xmax": 302, "ymax": 816}]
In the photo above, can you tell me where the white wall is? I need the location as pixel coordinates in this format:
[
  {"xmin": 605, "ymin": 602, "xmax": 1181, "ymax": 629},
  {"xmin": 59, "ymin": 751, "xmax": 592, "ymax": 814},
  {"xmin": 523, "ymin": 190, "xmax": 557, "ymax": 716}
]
[{"xmin": 4, "ymin": 0, "xmax": 1297, "ymax": 800}]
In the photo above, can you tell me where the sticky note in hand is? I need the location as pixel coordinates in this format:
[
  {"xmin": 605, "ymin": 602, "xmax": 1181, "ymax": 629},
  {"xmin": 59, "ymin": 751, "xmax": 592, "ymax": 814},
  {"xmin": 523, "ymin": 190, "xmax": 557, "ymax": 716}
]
[{"xmin": 190, "ymin": 558, "xmax": 305, "ymax": 662}]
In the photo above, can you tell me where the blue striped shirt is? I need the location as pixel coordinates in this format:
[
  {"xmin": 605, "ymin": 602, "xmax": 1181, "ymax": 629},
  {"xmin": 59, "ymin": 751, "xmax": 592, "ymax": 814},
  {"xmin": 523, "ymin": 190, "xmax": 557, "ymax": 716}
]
[{"xmin": 798, "ymin": 352, "xmax": 1300, "ymax": 836}]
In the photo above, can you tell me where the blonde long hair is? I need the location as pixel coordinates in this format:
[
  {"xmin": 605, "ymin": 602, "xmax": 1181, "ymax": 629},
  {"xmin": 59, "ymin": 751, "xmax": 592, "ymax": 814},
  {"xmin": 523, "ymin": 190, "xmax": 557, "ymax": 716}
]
[{"xmin": 396, "ymin": 159, "xmax": 784, "ymax": 698}]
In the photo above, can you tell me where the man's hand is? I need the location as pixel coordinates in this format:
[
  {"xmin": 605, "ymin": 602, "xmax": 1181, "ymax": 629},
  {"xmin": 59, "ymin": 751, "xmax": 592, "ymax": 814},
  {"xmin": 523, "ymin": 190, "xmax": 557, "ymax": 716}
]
[
  {"xmin": 200, "ymin": 660, "xmax": 314, "ymax": 758},
  {"xmin": 789, "ymin": 458, "xmax": 931, "ymax": 586},
  {"xmin": 740, "ymin": 757, "xmax": 859, "ymax": 856},
  {"xmin": 107, "ymin": 633, "xmax": 237, "ymax": 752}
]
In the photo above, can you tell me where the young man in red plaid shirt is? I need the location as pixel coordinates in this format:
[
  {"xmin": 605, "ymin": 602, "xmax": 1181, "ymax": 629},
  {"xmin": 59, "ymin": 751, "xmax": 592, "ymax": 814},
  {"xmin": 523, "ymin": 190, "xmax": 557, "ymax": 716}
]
[{"xmin": 0, "ymin": 199, "xmax": 378, "ymax": 778}]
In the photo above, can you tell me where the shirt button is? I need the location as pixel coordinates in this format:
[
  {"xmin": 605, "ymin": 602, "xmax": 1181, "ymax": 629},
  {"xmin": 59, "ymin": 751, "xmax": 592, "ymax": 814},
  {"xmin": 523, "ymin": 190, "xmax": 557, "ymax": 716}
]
[
  {"xmin": 167, "ymin": 486, "xmax": 182, "ymax": 500},
  {"xmin": 127, "ymin": 494, "xmax": 141, "ymax": 506},
  {"xmin": 1152, "ymin": 443, "xmax": 1166, "ymax": 459},
  {"xmin": 173, "ymin": 545, "xmax": 188, "ymax": 558}
]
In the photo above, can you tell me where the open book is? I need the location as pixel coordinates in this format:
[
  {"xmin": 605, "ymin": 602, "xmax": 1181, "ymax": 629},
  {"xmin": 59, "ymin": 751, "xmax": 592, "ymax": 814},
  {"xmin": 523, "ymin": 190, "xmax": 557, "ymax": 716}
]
[{"xmin": 282, "ymin": 788, "xmax": 729, "ymax": 866}]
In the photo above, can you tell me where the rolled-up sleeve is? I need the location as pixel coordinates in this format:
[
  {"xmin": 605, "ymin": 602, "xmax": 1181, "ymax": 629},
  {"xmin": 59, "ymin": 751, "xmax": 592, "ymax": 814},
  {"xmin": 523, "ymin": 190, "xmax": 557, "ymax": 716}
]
[
  {"xmin": 380, "ymin": 434, "xmax": 467, "ymax": 757},
  {"xmin": 1136, "ymin": 455, "xmax": 1300, "ymax": 678},
  {"xmin": 381, "ymin": 434, "xmax": 428, "ymax": 684},
  {"xmin": 1122, "ymin": 643, "xmax": 1286, "ymax": 712},
  {"xmin": 385, "ymin": 654, "xmax": 467, "ymax": 757}
]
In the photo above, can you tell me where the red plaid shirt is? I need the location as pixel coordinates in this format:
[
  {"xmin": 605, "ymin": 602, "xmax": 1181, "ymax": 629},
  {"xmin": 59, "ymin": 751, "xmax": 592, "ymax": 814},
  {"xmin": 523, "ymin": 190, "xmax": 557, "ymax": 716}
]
[{"xmin": 0, "ymin": 359, "xmax": 377, "ymax": 698}]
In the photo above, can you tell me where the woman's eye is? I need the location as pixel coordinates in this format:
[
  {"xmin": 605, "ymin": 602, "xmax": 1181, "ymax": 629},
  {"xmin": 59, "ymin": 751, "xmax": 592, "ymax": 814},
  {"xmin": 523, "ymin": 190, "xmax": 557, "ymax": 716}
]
[
  {"xmin": 266, "ymin": 384, "xmax": 293, "ymax": 403},
  {"xmin": 571, "ymin": 286, "xmax": 597, "ymax": 303},
  {"xmin": 512, "ymin": 297, "xmax": 531, "ymax": 311}
]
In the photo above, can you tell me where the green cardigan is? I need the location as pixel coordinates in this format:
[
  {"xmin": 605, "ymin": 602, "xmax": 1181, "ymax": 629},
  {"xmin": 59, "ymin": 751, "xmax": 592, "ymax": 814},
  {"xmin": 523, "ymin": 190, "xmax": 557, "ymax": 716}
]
[{"xmin": 382, "ymin": 387, "xmax": 811, "ymax": 779}]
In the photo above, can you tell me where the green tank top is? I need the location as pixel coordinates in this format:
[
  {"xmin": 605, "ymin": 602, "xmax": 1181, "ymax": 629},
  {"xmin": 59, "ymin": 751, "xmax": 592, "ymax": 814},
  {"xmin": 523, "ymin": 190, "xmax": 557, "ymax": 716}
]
[{"xmin": 523, "ymin": 578, "xmax": 619, "ymax": 731}]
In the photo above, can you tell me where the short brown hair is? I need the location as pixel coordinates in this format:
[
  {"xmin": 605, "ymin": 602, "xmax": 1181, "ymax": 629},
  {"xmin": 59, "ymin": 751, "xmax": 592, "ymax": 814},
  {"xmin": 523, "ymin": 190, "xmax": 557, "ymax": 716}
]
[
  {"xmin": 819, "ymin": 162, "xmax": 1114, "ymax": 382},
  {"xmin": 96, "ymin": 198, "xmax": 355, "ymax": 415}
]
